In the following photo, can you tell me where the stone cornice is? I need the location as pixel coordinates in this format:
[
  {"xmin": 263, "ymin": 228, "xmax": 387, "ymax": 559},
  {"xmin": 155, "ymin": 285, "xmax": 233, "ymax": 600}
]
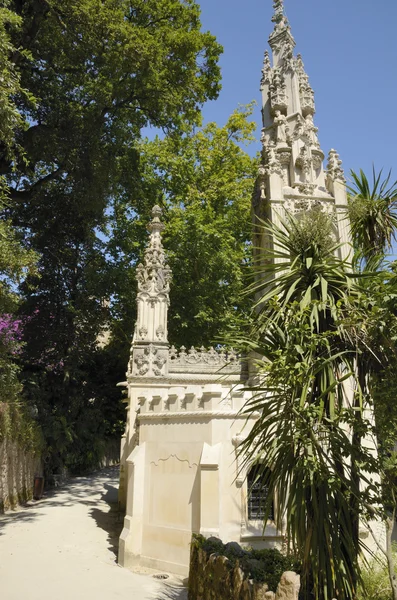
[{"xmin": 138, "ymin": 410, "xmax": 259, "ymax": 421}]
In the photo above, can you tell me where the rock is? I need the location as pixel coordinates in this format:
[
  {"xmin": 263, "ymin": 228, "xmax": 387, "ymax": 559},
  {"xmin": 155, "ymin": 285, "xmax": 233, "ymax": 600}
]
[
  {"xmin": 224, "ymin": 541, "xmax": 246, "ymax": 558},
  {"xmin": 275, "ymin": 571, "xmax": 300, "ymax": 600},
  {"xmin": 252, "ymin": 580, "xmax": 269, "ymax": 600},
  {"xmin": 244, "ymin": 558, "xmax": 263, "ymax": 571}
]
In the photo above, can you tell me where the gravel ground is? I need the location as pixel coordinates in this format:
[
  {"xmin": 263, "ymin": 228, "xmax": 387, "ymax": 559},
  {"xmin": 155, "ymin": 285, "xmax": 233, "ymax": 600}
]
[{"xmin": 0, "ymin": 466, "xmax": 187, "ymax": 600}]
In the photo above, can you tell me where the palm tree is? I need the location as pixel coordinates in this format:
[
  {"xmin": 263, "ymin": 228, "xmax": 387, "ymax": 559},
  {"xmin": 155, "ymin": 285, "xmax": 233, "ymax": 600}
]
[
  {"xmin": 348, "ymin": 167, "xmax": 397, "ymax": 262},
  {"xmin": 235, "ymin": 213, "xmax": 379, "ymax": 600}
]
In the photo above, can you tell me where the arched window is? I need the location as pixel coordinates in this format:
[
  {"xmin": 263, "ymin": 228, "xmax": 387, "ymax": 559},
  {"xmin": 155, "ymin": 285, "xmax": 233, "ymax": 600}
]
[{"xmin": 247, "ymin": 465, "xmax": 274, "ymax": 521}]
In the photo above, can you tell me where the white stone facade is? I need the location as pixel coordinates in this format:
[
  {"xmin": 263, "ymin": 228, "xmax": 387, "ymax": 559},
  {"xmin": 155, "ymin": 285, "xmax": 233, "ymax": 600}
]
[
  {"xmin": 118, "ymin": 0, "xmax": 383, "ymax": 578},
  {"xmin": 117, "ymin": 205, "xmax": 276, "ymax": 576}
]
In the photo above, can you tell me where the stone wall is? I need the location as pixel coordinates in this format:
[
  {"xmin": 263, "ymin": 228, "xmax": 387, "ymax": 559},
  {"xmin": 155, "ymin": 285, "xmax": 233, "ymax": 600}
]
[
  {"xmin": 0, "ymin": 437, "xmax": 42, "ymax": 512},
  {"xmin": 188, "ymin": 535, "xmax": 300, "ymax": 600}
]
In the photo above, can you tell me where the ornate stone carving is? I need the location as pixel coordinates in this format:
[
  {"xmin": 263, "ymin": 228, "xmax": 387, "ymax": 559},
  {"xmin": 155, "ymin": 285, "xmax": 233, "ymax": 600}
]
[
  {"xmin": 131, "ymin": 205, "xmax": 171, "ymax": 364},
  {"xmin": 274, "ymin": 110, "xmax": 289, "ymax": 144},
  {"xmin": 269, "ymin": 69, "xmax": 288, "ymax": 114},
  {"xmin": 300, "ymin": 83, "xmax": 315, "ymax": 116},
  {"xmin": 278, "ymin": 150, "xmax": 291, "ymax": 166},
  {"xmin": 133, "ymin": 344, "xmax": 167, "ymax": 378},
  {"xmin": 281, "ymin": 38, "xmax": 295, "ymax": 71},
  {"xmin": 138, "ymin": 326, "xmax": 148, "ymax": 341},
  {"xmin": 326, "ymin": 148, "xmax": 346, "ymax": 183},
  {"xmin": 284, "ymin": 197, "xmax": 335, "ymax": 217},
  {"xmin": 311, "ymin": 149, "xmax": 324, "ymax": 171},
  {"xmin": 277, "ymin": 149, "xmax": 291, "ymax": 185},
  {"xmin": 136, "ymin": 206, "xmax": 172, "ymax": 296},
  {"xmin": 169, "ymin": 345, "xmax": 238, "ymax": 367},
  {"xmin": 156, "ymin": 325, "xmax": 165, "ymax": 341},
  {"xmin": 134, "ymin": 350, "xmax": 150, "ymax": 377},
  {"xmin": 260, "ymin": 50, "xmax": 271, "ymax": 88},
  {"xmin": 295, "ymin": 146, "xmax": 311, "ymax": 178},
  {"xmin": 293, "ymin": 54, "xmax": 316, "ymax": 116},
  {"xmin": 295, "ymin": 54, "xmax": 309, "ymax": 87},
  {"xmin": 153, "ymin": 351, "xmax": 167, "ymax": 376},
  {"xmin": 304, "ymin": 114, "xmax": 320, "ymax": 148},
  {"xmin": 272, "ymin": 0, "xmax": 286, "ymax": 25},
  {"xmin": 264, "ymin": 142, "xmax": 283, "ymax": 177},
  {"xmin": 297, "ymin": 183, "xmax": 316, "ymax": 196},
  {"xmin": 292, "ymin": 114, "xmax": 305, "ymax": 140},
  {"xmin": 258, "ymin": 164, "xmax": 267, "ymax": 199}
]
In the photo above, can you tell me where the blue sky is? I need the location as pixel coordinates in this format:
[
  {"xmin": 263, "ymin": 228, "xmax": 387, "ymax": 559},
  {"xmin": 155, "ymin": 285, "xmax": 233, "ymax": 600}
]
[{"xmin": 197, "ymin": 0, "xmax": 397, "ymax": 180}]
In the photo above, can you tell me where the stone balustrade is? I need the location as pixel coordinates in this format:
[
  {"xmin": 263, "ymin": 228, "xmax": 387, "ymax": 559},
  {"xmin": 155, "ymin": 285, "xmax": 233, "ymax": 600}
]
[{"xmin": 169, "ymin": 345, "xmax": 239, "ymax": 374}]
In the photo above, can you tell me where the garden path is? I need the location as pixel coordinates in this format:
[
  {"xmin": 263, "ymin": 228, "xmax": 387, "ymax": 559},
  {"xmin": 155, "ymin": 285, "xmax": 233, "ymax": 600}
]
[{"xmin": 0, "ymin": 466, "xmax": 187, "ymax": 600}]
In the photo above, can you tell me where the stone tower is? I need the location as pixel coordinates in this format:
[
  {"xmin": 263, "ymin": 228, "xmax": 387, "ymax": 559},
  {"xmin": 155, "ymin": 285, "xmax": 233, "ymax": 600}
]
[{"xmin": 254, "ymin": 0, "xmax": 350, "ymax": 260}]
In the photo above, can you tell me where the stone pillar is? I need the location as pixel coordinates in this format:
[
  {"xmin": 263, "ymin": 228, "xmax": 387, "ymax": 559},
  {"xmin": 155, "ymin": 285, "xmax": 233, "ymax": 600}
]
[
  {"xmin": 118, "ymin": 443, "xmax": 146, "ymax": 569},
  {"xmin": 199, "ymin": 443, "xmax": 222, "ymax": 538}
]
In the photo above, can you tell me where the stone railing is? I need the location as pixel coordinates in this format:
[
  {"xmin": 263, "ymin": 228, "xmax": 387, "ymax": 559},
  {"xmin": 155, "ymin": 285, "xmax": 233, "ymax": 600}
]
[
  {"xmin": 169, "ymin": 346, "xmax": 239, "ymax": 375},
  {"xmin": 188, "ymin": 535, "xmax": 300, "ymax": 600}
]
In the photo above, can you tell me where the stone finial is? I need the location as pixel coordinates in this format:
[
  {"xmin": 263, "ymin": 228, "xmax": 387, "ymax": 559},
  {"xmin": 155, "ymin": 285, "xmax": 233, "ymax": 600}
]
[
  {"xmin": 272, "ymin": 0, "xmax": 287, "ymax": 25},
  {"xmin": 148, "ymin": 204, "xmax": 165, "ymax": 234},
  {"xmin": 326, "ymin": 148, "xmax": 346, "ymax": 183}
]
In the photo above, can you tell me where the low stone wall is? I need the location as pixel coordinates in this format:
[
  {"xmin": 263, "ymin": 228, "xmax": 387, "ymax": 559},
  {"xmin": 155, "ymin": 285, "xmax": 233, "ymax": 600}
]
[
  {"xmin": 0, "ymin": 437, "xmax": 42, "ymax": 512},
  {"xmin": 188, "ymin": 535, "xmax": 300, "ymax": 600}
]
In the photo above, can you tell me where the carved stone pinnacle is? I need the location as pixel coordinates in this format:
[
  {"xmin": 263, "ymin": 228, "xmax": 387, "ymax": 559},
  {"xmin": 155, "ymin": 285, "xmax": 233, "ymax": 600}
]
[
  {"xmin": 152, "ymin": 205, "xmax": 162, "ymax": 218},
  {"xmin": 148, "ymin": 204, "xmax": 165, "ymax": 234},
  {"xmin": 272, "ymin": 0, "xmax": 285, "ymax": 24}
]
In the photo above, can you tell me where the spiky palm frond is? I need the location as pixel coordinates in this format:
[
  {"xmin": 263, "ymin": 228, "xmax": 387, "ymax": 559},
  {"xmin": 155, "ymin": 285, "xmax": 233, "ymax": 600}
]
[
  {"xmin": 236, "ymin": 215, "xmax": 380, "ymax": 600},
  {"xmin": 348, "ymin": 167, "xmax": 397, "ymax": 261},
  {"xmin": 249, "ymin": 216, "xmax": 358, "ymax": 335}
]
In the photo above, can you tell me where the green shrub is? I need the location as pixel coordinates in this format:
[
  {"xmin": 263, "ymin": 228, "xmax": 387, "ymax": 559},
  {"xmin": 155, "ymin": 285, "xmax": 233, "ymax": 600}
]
[
  {"xmin": 246, "ymin": 547, "xmax": 300, "ymax": 591},
  {"xmin": 358, "ymin": 554, "xmax": 394, "ymax": 600},
  {"xmin": 192, "ymin": 534, "xmax": 301, "ymax": 592}
]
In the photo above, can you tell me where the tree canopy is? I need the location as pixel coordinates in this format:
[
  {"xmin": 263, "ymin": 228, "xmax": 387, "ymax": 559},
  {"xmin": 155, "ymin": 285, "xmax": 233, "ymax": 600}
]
[{"xmin": 0, "ymin": 0, "xmax": 231, "ymax": 473}]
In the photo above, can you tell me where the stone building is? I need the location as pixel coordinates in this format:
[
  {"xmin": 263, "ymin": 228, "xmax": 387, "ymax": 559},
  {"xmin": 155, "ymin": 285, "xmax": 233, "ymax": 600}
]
[{"xmin": 118, "ymin": 0, "xmax": 364, "ymax": 577}]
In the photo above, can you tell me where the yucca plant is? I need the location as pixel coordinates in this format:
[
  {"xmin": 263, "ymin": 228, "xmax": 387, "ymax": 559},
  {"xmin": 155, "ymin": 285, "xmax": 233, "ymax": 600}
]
[
  {"xmin": 234, "ymin": 213, "xmax": 381, "ymax": 600},
  {"xmin": 348, "ymin": 168, "xmax": 397, "ymax": 262}
]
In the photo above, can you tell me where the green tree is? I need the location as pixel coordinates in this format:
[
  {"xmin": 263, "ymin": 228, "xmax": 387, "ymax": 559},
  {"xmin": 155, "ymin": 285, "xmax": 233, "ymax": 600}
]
[
  {"xmin": 0, "ymin": 4, "xmax": 39, "ymax": 446},
  {"xmin": 2, "ymin": 0, "xmax": 222, "ymax": 474},
  {"xmin": 107, "ymin": 104, "xmax": 258, "ymax": 349}
]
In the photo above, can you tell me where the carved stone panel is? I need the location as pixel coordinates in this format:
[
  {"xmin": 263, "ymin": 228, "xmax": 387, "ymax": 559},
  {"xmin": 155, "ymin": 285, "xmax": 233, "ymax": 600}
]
[{"xmin": 132, "ymin": 344, "xmax": 168, "ymax": 378}]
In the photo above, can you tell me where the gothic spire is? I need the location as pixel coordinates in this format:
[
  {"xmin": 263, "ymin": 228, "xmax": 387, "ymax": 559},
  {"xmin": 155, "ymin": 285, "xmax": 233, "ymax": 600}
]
[
  {"xmin": 258, "ymin": 0, "xmax": 329, "ymax": 197},
  {"xmin": 255, "ymin": 0, "xmax": 348, "ymax": 242}
]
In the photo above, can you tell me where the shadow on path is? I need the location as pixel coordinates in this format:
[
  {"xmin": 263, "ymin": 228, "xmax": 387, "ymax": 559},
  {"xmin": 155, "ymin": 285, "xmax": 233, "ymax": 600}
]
[
  {"xmin": 0, "ymin": 507, "xmax": 41, "ymax": 534},
  {"xmin": 155, "ymin": 585, "xmax": 188, "ymax": 600},
  {"xmin": 89, "ymin": 481, "xmax": 124, "ymax": 561},
  {"xmin": 0, "ymin": 466, "xmax": 121, "ymax": 541}
]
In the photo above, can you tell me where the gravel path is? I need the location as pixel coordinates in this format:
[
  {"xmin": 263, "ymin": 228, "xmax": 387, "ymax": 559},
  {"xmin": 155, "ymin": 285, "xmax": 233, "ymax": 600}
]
[{"xmin": 0, "ymin": 466, "xmax": 187, "ymax": 600}]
